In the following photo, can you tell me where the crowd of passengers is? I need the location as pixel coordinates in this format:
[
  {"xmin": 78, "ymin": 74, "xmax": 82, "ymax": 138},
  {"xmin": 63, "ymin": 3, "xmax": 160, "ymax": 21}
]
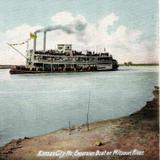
[{"xmin": 34, "ymin": 50, "xmax": 110, "ymax": 56}]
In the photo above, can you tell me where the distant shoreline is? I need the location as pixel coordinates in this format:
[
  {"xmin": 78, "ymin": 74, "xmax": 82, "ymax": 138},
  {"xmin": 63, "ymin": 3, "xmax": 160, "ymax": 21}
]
[
  {"xmin": 119, "ymin": 63, "xmax": 159, "ymax": 66},
  {"xmin": 0, "ymin": 65, "xmax": 14, "ymax": 69}
]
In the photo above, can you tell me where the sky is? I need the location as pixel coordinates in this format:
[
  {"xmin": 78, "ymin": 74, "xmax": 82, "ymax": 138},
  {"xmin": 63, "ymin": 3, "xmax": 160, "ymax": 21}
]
[{"xmin": 0, "ymin": 0, "xmax": 158, "ymax": 64}]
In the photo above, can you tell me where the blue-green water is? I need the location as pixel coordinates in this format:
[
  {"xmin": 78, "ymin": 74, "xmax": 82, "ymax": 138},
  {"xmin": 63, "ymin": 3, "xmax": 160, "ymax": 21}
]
[{"xmin": 0, "ymin": 66, "xmax": 158, "ymax": 146}]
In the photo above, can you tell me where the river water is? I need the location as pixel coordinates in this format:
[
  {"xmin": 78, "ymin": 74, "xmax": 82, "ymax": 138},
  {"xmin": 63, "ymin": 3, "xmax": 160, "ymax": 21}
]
[{"xmin": 0, "ymin": 66, "xmax": 158, "ymax": 146}]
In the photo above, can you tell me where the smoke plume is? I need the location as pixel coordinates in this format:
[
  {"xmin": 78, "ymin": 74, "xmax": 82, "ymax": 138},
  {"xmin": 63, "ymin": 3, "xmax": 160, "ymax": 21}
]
[{"xmin": 35, "ymin": 22, "xmax": 87, "ymax": 34}]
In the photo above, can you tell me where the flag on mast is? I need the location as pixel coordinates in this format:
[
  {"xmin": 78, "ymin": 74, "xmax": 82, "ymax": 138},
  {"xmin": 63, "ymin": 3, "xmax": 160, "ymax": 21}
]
[{"xmin": 30, "ymin": 32, "xmax": 37, "ymax": 39}]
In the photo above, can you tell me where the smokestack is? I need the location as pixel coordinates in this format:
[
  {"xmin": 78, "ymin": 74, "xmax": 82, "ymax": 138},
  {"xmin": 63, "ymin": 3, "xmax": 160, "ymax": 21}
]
[
  {"xmin": 43, "ymin": 31, "xmax": 47, "ymax": 52},
  {"xmin": 33, "ymin": 32, "xmax": 37, "ymax": 53}
]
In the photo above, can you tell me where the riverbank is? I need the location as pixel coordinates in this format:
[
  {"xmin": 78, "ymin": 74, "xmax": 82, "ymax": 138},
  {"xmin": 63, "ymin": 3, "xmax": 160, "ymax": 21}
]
[{"xmin": 0, "ymin": 86, "xmax": 159, "ymax": 160}]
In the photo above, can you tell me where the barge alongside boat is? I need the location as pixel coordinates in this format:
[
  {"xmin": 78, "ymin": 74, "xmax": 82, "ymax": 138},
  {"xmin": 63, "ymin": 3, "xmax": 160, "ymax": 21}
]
[{"xmin": 9, "ymin": 29, "xmax": 119, "ymax": 74}]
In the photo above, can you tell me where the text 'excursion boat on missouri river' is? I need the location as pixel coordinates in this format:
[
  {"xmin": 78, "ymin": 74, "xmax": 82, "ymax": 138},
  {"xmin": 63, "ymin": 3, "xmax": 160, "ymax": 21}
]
[{"xmin": 9, "ymin": 28, "xmax": 119, "ymax": 74}]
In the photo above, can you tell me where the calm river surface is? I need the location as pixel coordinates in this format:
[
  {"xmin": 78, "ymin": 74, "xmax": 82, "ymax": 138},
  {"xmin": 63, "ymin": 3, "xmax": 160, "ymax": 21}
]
[{"xmin": 0, "ymin": 66, "xmax": 158, "ymax": 146}]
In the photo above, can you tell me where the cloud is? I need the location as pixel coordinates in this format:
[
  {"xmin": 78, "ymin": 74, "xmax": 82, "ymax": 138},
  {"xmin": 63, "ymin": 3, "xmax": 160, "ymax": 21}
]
[
  {"xmin": 0, "ymin": 12, "xmax": 158, "ymax": 64},
  {"xmin": 51, "ymin": 11, "xmax": 87, "ymax": 26},
  {"xmin": 0, "ymin": 24, "xmax": 42, "ymax": 64}
]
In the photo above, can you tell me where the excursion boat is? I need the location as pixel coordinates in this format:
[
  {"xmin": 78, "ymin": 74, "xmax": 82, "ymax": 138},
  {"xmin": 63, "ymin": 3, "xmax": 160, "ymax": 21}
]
[{"xmin": 9, "ymin": 30, "xmax": 119, "ymax": 74}]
